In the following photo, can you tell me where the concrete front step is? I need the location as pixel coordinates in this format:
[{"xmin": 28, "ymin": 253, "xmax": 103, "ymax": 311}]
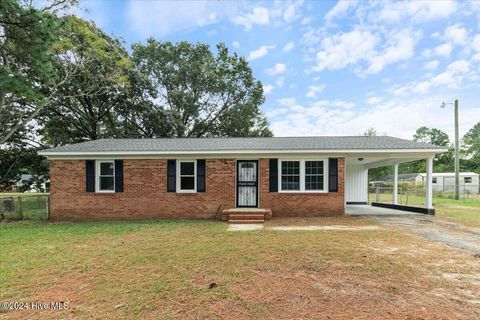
[
  {"xmin": 229, "ymin": 219, "xmax": 264, "ymax": 224},
  {"xmin": 228, "ymin": 213, "xmax": 265, "ymax": 220},
  {"xmin": 221, "ymin": 208, "xmax": 272, "ymax": 222}
]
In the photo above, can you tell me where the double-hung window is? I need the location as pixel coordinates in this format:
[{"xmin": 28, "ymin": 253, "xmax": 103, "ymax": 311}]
[
  {"xmin": 96, "ymin": 160, "xmax": 115, "ymax": 192},
  {"xmin": 464, "ymin": 177, "xmax": 472, "ymax": 184},
  {"xmin": 305, "ymin": 161, "xmax": 325, "ymax": 190},
  {"xmin": 177, "ymin": 160, "xmax": 196, "ymax": 192},
  {"xmin": 281, "ymin": 161, "xmax": 300, "ymax": 190},
  {"xmin": 279, "ymin": 159, "xmax": 327, "ymax": 192}
]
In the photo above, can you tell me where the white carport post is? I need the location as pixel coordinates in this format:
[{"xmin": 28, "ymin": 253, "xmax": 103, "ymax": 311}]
[
  {"xmin": 425, "ymin": 157, "xmax": 434, "ymax": 209},
  {"xmin": 393, "ymin": 163, "xmax": 399, "ymax": 205}
]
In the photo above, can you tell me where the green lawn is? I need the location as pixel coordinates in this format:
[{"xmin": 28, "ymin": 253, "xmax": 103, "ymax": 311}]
[{"xmin": 1, "ymin": 218, "xmax": 479, "ymax": 319}]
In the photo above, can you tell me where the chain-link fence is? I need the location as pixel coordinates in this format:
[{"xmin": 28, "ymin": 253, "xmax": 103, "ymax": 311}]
[
  {"xmin": 0, "ymin": 194, "xmax": 49, "ymax": 221},
  {"xmin": 368, "ymin": 185, "xmax": 480, "ymax": 207}
]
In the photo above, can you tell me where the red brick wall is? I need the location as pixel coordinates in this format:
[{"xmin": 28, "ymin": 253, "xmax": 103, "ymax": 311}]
[
  {"xmin": 49, "ymin": 158, "xmax": 345, "ymax": 221},
  {"xmin": 259, "ymin": 158, "xmax": 345, "ymax": 217},
  {"xmin": 49, "ymin": 159, "xmax": 236, "ymax": 221}
]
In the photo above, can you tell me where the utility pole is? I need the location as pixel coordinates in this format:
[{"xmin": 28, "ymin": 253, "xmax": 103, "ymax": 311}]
[
  {"xmin": 441, "ymin": 99, "xmax": 460, "ymax": 200},
  {"xmin": 454, "ymin": 99, "xmax": 460, "ymax": 200}
]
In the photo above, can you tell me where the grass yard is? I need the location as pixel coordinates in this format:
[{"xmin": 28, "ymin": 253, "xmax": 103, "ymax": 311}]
[{"xmin": 1, "ymin": 217, "xmax": 479, "ymax": 319}]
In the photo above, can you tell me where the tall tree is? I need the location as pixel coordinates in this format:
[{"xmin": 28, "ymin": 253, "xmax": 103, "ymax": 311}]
[
  {"xmin": 413, "ymin": 126, "xmax": 450, "ymax": 146},
  {"xmin": 0, "ymin": 0, "xmax": 76, "ymax": 144},
  {"xmin": 111, "ymin": 68, "xmax": 175, "ymax": 138},
  {"xmin": 0, "ymin": 147, "xmax": 48, "ymax": 191},
  {"xmin": 363, "ymin": 128, "xmax": 377, "ymax": 136},
  {"xmin": 131, "ymin": 40, "xmax": 272, "ymax": 137},
  {"xmin": 463, "ymin": 122, "xmax": 480, "ymax": 172},
  {"xmin": 406, "ymin": 126, "xmax": 453, "ymax": 173},
  {"xmin": 40, "ymin": 16, "xmax": 132, "ymax": 145}
]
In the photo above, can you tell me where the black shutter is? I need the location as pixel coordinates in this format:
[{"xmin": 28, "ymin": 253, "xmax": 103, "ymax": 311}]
[
  {"xmin": 114, "ymin": 160, "xmax": 124, "ymax": 192},
  {"xmin": 167, "ymin": 160, "xmax": 176, "ymax": 192},
  {"xmin": 269, "ymin": 158, "xmax": 278, "ymax": 192},
  {"xmin": 86, "ymin": 160, "xmax": 95, "ymax": 192},
  {"xmin": 197, "ymin": 159, "xmax": 206, "ymax": 192},
  {"xmin": 328, "ymin": 158, "xmax": 338, "ymax": 192}
]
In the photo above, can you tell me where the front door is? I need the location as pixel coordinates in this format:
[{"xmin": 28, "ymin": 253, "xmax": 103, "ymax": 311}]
[{"xmin": 237, "ymin": 160, "xmax": 258, "ymax": 207}]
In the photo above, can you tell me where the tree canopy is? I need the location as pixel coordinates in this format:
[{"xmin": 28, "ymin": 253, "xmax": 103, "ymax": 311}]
[
  {"xmin": 131, "ymin": 40, "xmax": 272, "ymax": 138},
  {"xmin": 0, "ymin": 2, "xmax": 273, "ymax": 189},
  {"xmin": 463, "ymin": 122, "xmax": 480, "ymax": 171},
  {"xmin": 40, "ymin": 16, "xmax": 132, "ymax": 146},
  {"xmin": 0, "ymin": 0, "xmax": 78, "ymax": 145}
]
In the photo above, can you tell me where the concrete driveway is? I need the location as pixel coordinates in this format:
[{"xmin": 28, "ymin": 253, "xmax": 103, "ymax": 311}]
[{"xmin": 347, "ymin": 205, "xmax": 480, "ymax": 257}]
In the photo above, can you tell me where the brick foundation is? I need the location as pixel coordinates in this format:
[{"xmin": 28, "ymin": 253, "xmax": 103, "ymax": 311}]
[{"xmin": 49, "ymin": 158, "xmax": 345, "ymax": 221}]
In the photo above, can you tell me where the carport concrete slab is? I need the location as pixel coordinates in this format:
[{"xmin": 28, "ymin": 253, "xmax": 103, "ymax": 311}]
[
  {"xmin": 227, "ymin": 224, "xmax": 264, "ymax": 231},
  {"xmin": 346, "ymin": 204, "xmax": 420, "ymax": 216}
]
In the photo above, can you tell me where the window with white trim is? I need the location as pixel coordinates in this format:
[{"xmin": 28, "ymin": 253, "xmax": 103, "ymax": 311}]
[
  {"xmin": 96, "ymin": 160, "xmax": 115, "ymax": 192},
  {"xmin": 464, "ymin": 177, "xmax": 472, "ymax": 183},
  {"xmin": 279, "ymin": 159, "xmax": 327, "ymax": 192},
  {"xmin": 281, "ymin": 161, "xmax": 300, "ymax": 190},
  {"xmin": 432, "ymin": 177, "xmax": 437, "ymax": 184},
  {"xmin": 177, "ymin": 160, "xmax": 196, "ymax": 192},
  {"xmin": 305, "ymin": 161, "xmax": 324, "ymax": 190}
]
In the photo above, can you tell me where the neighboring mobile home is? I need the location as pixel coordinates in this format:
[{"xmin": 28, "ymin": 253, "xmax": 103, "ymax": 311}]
[
  {"xmin": 38, "ymin": 136, "xmax": 446, "ymax": 221},
  {"xmin": 415, "ymin": 172, "xmax": 480, "ymax": 194}
]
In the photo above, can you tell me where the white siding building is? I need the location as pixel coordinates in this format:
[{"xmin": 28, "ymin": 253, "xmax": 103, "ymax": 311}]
[{"xmin": 415, "ymin": 172, "xmax": 479, "ymax": 194}]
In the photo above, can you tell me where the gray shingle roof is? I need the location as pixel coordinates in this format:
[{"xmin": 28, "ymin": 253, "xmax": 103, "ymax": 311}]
[{"xmin": 39, "ymin": 136, "xmax": 445, "ymax": 154}]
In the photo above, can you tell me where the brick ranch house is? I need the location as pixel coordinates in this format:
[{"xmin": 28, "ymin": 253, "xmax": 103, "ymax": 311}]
[{"xmin": 38, "ymin": 136, "xmax": 446, "ymax": 222}]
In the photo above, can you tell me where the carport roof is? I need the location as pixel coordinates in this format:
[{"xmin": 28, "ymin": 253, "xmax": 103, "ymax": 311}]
[{"xmin": 39, "ymin": 136, "xmax": 446, "ymax": 155}]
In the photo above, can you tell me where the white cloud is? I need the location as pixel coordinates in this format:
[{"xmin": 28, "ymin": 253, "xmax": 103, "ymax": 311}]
[
  {"xmin": 444, "ymin": 24, "xmax": 468, "ymax": 45},
  {"xmin": 325, "ymin": 0, "xmax": 357, "ymax": 21},
  {"xmin": 266, "ymin": 107, "xmax": 288, "ymax": 118},
  {"xmin": 263, "ymin": 84, "xmax": 274, "ymax": 95},
  {"xmin": 364, "ymin": 30, "xmax": 418, "ymax": 74},
  {"xmin": 378, "ymin": 1, "xmax": 456, "ymax": 23},
  {"xmin": 389, "ymin": 60, "xmax": 471, "ymax": 95},
  {"xmin": 423, "ymin": 60, "xmax": 440, "ymax": 70},
  {"xmin": 248, "ymin": 45, "xmax": 275, "ymax": 61},
  {"xmin": 434, "ymin": 43, "xmax": 452, "ymax": 57},
  {"xmin": 277, "ymin": 97, "xmax": 298, "ymax": 107},
  {"xmin": 473, "ymin": 35, "xmax": 480, "ymax": 51},
  {"xmin": 283, "ymin": 1, "xmax": 303, "ymax": 23},
  {"xmin": 283, "ymin": 41, "xmax": 295, "ymax": 52},
  {"xmin": 232, "ymin": 7, "xmax": 270, "ymax": 30},
  {"xmin": 306, "ymin": 85, "xmax": 325, "ymax": 98},
  {"xmin": 126, "ymin": 0, "xmax": 227, "ymax": 37},
  {"xmin": 266, "ymin": 63, "xmax": 287, "ymax": 76},
  {"xmin": 367, "ymin": 96, "xmax": 382, "ymax": 105},
  {"xmin": 301, "ymin": 17, "xmax": 312, "ymax": 25},
  {"xmin": 314, "ymin": 28, "xmax": 379, "ymax": 72},
  {"xmin": 313, "ymin": 27, "xmax": 418, "ymax": 75},
  {"xmin": 232, "ymin": 41, "xmax": 240, "ymax": 48},
  {"xmin": 268, "ymin": 96, "xmax": 479, "ymax": 138}
]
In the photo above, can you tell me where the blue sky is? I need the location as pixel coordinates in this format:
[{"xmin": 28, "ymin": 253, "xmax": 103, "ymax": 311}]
[{"xmin": 77, "ymin": 0, "xmax": 480, "ymax": 139}]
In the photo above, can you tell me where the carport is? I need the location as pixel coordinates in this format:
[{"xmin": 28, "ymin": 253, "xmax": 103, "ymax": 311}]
[{"xmin": 345, "ymin": 149, "xmax": 447, "ymax": 215}]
